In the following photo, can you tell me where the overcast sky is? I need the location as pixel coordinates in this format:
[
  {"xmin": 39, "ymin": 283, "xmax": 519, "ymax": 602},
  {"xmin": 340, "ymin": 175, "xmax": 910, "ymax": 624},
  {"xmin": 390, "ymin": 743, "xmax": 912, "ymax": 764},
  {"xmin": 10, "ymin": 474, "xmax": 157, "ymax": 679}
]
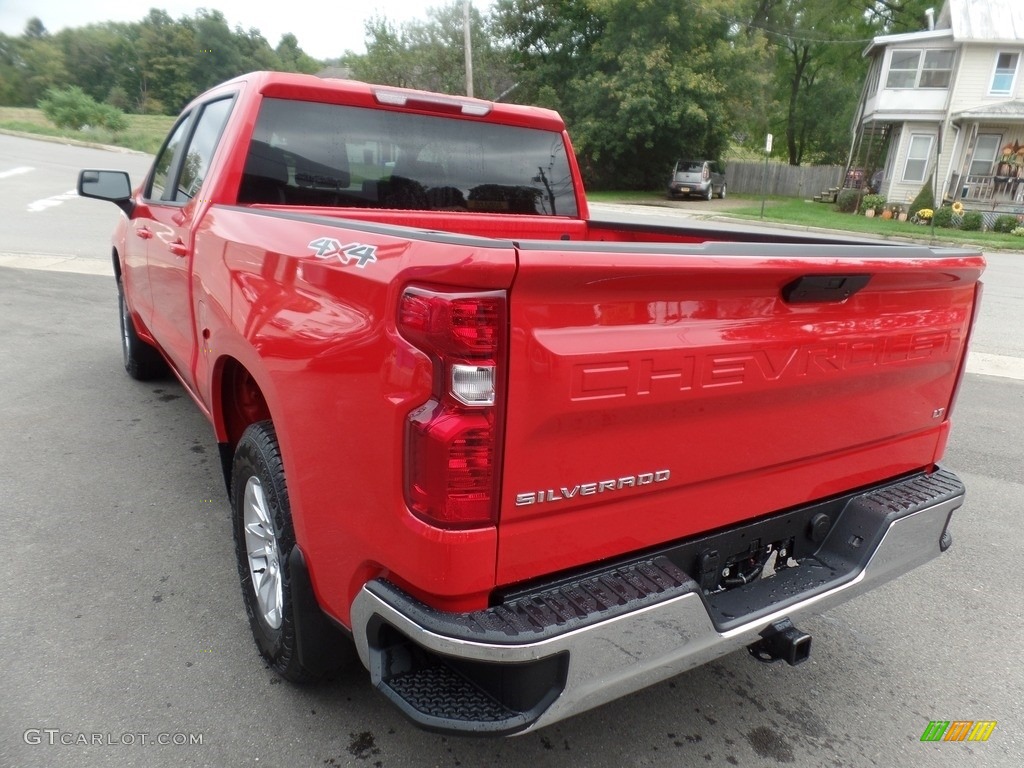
[{"xmin": 0, "ymin": 0, "xmax": 495, "ymax": 60}]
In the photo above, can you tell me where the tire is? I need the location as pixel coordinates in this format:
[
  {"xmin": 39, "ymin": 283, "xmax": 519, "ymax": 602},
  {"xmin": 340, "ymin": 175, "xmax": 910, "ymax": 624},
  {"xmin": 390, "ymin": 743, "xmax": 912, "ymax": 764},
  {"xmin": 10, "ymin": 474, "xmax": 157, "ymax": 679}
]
[
  {"xmin": 719, "ymin": 183, "xmax": 727, "ymax": 200},
  {"xmin": 117, "ymin": 277, "xmax": 166, "ymax": 380},
  {"xmin": 704, "ymin": 185, "xmax": 713, "ymax": 201},
  {"xmin": 232, "ymin": 421, "xmax": 320, "ymax": 682}
]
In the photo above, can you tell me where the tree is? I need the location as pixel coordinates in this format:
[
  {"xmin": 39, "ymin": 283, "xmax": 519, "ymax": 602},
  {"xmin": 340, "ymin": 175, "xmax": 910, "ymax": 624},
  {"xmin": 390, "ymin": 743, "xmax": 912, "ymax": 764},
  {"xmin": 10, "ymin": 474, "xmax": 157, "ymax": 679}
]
[
  {"xmin": 188, "ymin": 10, "xmax": 247, "ymax": 92},
  {"xmin": 24, "ymin": 18, "xmax": 48, "ymax": 40},
  {"xmin": 56, "ymin": 23, "xmax": 129, "ymax": 104},
  {"xmin": 866, "ymin": 0, "xmax": 940, "ymax": 33},
  {"xmin": 276, "ymin": 33, "xmax": 320, "ymax": 74},
  {"xmin": 740, "ymin": 0, "xmax": 876, "ymax": 165},
  {"xmin": 133, "ymin": 10, "xmax": 197, "ymax": 113},
  {"xmin": 355, "ymin": 17, "xmax": 414, "ymax": 88},
  {"xmin": 494, "ymin": 0, "xmax": 758, "ymax": 189},
  {"xmin": 354, "ymin": 4, "xmax": 516, "ymax": 99},
  {"xmin": 2, "ymin": 10, "xmax": 322, "ymax": 113},
  {"xmin": 493, "ymin": 0, "xmax": 606, "ymax": 110},
  {"xmin": 12, "ymin": 32, "xmax": 69, "ymax": 105},
  {"xmin": 0, "ymin": 33, "xmax": 22, "ymax": 104}
]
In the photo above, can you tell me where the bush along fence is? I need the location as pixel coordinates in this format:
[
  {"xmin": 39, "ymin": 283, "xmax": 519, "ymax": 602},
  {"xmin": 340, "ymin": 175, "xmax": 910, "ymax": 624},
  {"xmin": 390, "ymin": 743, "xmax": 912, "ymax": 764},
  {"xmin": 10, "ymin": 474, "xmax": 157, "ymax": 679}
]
[
  {"xmin": 863, "ymin": 201, "xmax": 1024, "ymax": 234},
  {"xmin": 722, "ymin": 161, "xmax": 845, "ymax": 197}
]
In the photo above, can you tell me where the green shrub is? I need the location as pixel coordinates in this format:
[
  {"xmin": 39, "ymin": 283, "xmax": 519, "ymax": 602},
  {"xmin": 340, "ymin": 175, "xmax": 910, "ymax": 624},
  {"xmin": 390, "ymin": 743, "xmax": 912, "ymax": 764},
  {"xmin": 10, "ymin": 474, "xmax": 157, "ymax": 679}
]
[
  {"xmin": 908, "ymin": 176, "xmax": 935, "ymax": 215},
  {"xmin": 859, "ymin": 193, "xmax": 886, "ymax": 214},
  {"xmin": 932, "ymin": 206, "xmax": 955, "ymax": 228},
  {"xmin": 960, "ymin": 211, "xmax": 983, "ymax": 231},
  {"xmin": 993, "ymin": 214, "xmax": 1019, "ymax": 233},
  {"xmin": 837, "ymin": 188, "xmax": 861, "ymax": 213},
  {"xmin": 96, "ymin": 103, "xmax": 128, "ymax": 133},
  {"xmin": 38, "ymin": 86, "xmax": 128, "ymax": 132}
]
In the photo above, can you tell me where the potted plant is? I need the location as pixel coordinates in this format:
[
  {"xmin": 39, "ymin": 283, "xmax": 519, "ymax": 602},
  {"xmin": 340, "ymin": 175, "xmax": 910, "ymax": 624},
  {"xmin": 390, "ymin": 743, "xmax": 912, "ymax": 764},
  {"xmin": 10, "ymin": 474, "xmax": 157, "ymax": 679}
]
[
  {"xmin": 860, "ymin": 194, "xmax": 886, "ymax": 217},
  {"xmin": 999, "ymin": 142, "xmax": 1019, "ymax": 176}
]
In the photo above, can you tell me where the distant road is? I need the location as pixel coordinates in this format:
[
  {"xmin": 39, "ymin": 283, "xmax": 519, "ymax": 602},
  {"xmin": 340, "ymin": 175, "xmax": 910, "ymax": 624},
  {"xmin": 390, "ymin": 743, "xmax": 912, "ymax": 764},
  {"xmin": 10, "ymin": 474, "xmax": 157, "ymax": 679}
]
[{"xmin": 0, "ymin": 133, "xmax": 152, "ymax": 272}]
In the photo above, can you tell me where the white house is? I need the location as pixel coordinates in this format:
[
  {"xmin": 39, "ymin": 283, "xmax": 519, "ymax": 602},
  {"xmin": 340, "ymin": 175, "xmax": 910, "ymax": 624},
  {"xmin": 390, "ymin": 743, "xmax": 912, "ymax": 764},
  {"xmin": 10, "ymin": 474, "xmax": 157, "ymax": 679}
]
[{"xmin": 849, "ymin": 0, "xmax": 1024, "ymax": 220}]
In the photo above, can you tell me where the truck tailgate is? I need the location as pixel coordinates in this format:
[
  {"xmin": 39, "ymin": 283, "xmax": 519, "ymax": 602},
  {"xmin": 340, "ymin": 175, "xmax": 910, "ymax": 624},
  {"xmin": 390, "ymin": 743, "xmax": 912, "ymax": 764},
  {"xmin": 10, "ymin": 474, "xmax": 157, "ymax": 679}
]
[{"xmin": 496, "ymin": 242, "xmax": 983, "ymax": 585}]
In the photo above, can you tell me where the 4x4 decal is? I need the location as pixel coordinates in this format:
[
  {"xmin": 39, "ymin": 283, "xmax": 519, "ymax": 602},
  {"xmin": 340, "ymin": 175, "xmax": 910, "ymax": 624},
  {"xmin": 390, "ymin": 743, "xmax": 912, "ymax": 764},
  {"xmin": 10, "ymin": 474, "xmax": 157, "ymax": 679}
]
[{"xmin": 307, "ymin": 237, "xmax": 377, "ymax": 268}]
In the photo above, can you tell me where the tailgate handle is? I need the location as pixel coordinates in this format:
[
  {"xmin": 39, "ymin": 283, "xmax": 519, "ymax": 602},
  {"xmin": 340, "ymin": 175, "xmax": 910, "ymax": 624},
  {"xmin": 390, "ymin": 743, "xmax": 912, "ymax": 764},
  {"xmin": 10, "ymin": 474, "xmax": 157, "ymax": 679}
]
[{"xmin": 782, "ymin": 274, "xmax": 870, "ymax": 304}]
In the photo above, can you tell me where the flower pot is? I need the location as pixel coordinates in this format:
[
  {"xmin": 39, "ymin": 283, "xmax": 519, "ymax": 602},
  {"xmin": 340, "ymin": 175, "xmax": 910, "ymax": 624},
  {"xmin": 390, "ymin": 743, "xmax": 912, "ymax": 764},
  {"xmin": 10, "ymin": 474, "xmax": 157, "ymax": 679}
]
[
  {"xmin": 881, "ymin": 210, "xmax": 893, "ymax": 220},
  {"xmin": 865, "ymin": 209, "xmax": 875, "ymax": 217},
  {"xmin": 898, "ymin": 212, "xmax": 908, "ymax": 222}
]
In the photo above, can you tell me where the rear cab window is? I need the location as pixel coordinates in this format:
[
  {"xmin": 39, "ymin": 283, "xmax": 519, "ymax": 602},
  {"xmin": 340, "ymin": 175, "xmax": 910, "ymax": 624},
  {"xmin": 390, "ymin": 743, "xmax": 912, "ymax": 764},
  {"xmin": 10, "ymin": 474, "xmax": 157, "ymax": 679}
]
[{"xmin": 238, "ymin": 97, "xmax": 578, "ymax": 217}]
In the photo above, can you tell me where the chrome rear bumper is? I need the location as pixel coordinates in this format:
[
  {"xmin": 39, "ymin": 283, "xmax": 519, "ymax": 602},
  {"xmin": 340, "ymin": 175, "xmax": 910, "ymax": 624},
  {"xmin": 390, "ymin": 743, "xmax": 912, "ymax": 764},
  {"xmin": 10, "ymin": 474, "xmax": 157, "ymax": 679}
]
[{"xmin": 350, "ymin": 469, "xmax": 963, "ymax": 734}]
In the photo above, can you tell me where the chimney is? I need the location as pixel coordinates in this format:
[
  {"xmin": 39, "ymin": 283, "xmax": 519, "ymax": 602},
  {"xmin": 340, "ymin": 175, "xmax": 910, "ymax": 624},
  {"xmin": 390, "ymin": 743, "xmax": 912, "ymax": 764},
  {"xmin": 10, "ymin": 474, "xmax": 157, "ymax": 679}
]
[{"xmin": 925, "ymin": 7, "xmax": 935, "ymax": 31}]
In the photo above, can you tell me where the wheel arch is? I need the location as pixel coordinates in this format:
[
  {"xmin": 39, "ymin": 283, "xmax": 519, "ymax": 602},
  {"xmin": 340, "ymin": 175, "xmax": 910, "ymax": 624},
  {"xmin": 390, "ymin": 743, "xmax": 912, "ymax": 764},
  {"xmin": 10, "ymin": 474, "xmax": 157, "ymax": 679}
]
[
  {"xmin": 212, "ymin": 355, "xmax": 274, "ymax": 492},
  {"xmin": 221, "ymin": 368, "xmax": 355, "ymax": 673}
]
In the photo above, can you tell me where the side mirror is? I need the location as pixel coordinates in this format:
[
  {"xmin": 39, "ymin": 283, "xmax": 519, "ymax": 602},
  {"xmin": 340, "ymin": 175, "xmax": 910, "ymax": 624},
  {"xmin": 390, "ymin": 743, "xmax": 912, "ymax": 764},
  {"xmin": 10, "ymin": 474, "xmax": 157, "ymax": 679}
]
[{"xmin": 78, "ymin": 170, "xmax": 134, "ymax": 216}]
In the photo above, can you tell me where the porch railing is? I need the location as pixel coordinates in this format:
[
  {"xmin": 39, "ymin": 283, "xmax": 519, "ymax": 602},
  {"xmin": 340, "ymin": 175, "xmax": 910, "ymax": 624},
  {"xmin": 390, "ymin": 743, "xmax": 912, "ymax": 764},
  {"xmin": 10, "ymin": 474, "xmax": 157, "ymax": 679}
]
[{"xmin": 954, "ymin": 174, "xmax": 1024, "ymax": 203}]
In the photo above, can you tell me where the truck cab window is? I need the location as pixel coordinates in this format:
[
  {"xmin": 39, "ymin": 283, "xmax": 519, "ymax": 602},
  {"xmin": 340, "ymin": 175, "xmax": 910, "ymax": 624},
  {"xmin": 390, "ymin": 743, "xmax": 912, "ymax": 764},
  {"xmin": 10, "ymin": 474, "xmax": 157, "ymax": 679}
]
[
  {"xmin": 148, "ymin": 115, "xmax": 192, "ymax": 202},
  {"xmin": 176, "ymin": 98, "xmax": 233, "ymax": 202},
  {"xmin": 240, "ymin": 97, "xmax": 578, "ymax": 216},
  {"xmin": 146, "ymin": 98, "xmax": 234, "ymax": 204}
]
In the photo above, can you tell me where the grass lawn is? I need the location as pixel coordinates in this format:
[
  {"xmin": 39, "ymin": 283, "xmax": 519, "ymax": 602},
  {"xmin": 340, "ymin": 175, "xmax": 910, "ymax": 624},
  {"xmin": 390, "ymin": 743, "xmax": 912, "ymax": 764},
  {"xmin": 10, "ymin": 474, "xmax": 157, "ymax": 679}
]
[
  {"xmin": 0, "ymin": 107, "xmax": 173, "ymax": 155},
  {"xmin": 727, "ymin": 196, "xmax": 1024, "ymax": 249},
  {"xmin": 590, "ymin": 191, "xmax": 1024, "ymax": 250}
]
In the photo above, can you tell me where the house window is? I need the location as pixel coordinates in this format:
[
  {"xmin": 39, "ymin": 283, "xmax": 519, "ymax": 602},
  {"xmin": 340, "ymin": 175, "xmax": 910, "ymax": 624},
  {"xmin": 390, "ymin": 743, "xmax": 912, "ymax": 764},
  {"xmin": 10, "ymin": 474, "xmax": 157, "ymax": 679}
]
[
  {"xmin": 902, "ymin": 134, "xmax": 933, "ymax": 182},
  {"xmin": 991, "ymin": 52, "xmax": 1019, "ymax": 95},
  {"xmin": 970, "ymin": 135, "xmax": 1002, "ymax": 176},
  {"xmin": 886, "ymin": 49, "xmax": 955, "ymax": 89},
  {"xmin": 867, "ymin": 56, "xmax": 882, "ymax": 96}
]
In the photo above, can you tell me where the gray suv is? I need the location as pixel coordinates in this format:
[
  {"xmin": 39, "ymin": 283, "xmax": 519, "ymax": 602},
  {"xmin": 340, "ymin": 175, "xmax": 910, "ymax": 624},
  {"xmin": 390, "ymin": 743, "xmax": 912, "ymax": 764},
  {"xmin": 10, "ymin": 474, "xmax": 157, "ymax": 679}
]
[{"xmin": 667, "ymin": 159, "xmax": 726, "ymax": 200}]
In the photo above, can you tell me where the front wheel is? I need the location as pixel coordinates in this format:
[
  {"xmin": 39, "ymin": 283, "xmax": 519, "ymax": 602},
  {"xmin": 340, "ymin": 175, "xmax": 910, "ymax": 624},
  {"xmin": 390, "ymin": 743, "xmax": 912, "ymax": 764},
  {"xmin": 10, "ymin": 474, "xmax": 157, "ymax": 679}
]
[
  {"xmin": 117, "ymin": 277, "xmax": 166, "ymax": 380},
  {"xmin": 232, "ymin": 421, "xmax": 320, "ymax": 682}
]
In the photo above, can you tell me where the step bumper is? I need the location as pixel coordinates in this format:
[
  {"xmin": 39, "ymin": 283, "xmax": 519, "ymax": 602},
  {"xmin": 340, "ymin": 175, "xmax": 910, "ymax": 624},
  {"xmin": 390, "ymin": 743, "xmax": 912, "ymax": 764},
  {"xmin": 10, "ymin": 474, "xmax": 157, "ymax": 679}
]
[{"xmin": 350, "ymin": 469, "xmax": 964, "ymax": 734}]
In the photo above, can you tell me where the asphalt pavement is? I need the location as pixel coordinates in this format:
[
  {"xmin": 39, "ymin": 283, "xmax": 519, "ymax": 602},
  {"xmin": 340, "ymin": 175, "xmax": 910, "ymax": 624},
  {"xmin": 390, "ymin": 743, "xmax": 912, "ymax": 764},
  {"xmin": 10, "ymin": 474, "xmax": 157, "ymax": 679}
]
[{"xmin": 1, "ymin": 133, "xmax": 1022, "ymax": 767}]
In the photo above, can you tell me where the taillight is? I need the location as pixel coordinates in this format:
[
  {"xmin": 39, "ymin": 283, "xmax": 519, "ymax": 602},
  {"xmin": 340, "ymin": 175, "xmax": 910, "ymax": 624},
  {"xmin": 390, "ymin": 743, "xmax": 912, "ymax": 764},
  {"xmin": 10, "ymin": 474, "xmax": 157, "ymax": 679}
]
[
  {"xmin": 703, "ymin": 165, "xmax": 710, "ymax": 180},
  {"xmin": 398, "ymin": 287, "xmax": 506, "ymax": 528}
]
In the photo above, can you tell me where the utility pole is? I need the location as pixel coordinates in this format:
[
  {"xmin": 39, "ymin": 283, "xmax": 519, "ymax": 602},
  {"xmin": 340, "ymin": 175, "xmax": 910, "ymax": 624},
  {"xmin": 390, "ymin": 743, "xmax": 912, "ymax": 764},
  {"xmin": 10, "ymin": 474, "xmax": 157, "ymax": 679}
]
[
  {"xmin": 760, "ymin": 133, "xmax": 773, "ymax": 219},
  {"xmin": 463, "ymin": 0, "xmax": 474, "ymax": 98}
]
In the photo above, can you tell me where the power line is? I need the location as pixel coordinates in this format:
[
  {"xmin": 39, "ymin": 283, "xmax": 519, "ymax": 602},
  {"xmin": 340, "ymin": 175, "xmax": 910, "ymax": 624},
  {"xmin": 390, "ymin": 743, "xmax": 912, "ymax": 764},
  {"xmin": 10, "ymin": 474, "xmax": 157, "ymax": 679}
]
[{"xmin": 705, "ymin": 7, "xmax": 882, "ymax": 46}]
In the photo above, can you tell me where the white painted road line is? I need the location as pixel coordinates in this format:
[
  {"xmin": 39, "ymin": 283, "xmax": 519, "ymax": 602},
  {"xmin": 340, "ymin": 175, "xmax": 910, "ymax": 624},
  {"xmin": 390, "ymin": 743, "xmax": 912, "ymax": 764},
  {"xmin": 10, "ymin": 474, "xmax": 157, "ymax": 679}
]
[
  {"xmin": 27, "ymin": 189, "xmax": 78, "ymax": 212},
  {"xmin": 966, "ymin": 351, "xmax": 1024, "ymax": 381},
  {"xmin": 0, "ymin": 166, "xmax": 34, "ymax": 179}
]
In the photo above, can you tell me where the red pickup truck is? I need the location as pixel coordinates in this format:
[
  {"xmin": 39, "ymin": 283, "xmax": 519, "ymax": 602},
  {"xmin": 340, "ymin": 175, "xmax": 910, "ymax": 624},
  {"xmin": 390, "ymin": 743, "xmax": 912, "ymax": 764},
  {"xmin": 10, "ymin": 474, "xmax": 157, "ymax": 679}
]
[{"xmin": 79, "ymin": 71, "xmax": 982, "ymax": 735}]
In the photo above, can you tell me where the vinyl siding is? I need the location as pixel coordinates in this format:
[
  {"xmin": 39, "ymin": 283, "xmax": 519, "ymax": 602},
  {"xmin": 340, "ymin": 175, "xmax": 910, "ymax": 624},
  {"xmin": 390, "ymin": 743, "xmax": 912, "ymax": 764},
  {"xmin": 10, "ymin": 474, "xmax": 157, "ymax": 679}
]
[{"xmin": 950, "ymin": 44, "xmax": 1024, "ymax": 110}]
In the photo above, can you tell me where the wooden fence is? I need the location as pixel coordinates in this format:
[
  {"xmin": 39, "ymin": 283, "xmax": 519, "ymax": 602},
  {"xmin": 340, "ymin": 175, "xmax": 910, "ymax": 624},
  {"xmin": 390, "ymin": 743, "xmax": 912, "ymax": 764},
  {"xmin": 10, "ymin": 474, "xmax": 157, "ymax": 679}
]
[{"xmin": 723, "ymin": 161, "xmax": 845, "ymax": 198}]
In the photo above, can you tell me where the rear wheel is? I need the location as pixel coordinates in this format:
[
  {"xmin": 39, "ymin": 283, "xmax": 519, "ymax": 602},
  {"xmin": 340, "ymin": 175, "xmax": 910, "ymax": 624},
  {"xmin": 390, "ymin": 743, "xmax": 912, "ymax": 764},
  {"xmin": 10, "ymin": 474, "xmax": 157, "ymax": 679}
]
[
  {"xmin": 719, "ymin": 183, "xmax": 727, "ymax": 200},
  {"xmin": 232, "ymin": 421, "xmax": 322, "ymax": 682},
  {"xmin": 117, "ymin": 277, "xmax": 166, "ymax": 380},
  {"xmin": 704, "ymin": 185, "xmax": 713, "ymax": 201}
]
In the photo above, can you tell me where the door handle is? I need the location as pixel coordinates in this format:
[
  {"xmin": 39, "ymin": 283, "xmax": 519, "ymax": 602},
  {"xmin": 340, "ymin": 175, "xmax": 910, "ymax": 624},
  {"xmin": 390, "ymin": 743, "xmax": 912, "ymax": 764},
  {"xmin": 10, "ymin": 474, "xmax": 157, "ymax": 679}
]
[
  {"xmin": 135, "ymin": 227, "xmax": 153, "ymax": 240},
  {"xmin": 168, "ymin": 240, "xmax": 189, "ymax": 257},
  {"xmin": 782, "ymin": 274, "xmax": 870, "ymax": 303}
]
